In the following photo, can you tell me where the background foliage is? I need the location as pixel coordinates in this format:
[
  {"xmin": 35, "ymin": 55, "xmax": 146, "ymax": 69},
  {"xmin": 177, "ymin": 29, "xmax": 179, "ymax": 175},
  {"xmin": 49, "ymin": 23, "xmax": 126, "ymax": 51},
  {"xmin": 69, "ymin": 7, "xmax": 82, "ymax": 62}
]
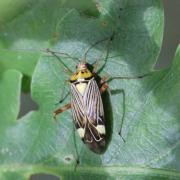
[{"xmin": 0, "ymin": 0, "xmax": 179, "ymax": 179}]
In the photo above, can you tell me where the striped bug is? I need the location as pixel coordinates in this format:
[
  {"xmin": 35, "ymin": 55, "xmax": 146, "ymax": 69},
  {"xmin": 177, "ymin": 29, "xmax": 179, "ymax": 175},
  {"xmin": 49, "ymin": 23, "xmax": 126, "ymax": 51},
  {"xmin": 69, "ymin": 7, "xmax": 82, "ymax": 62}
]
[
  {"xmin": 51, "ymin": 34, "xmax": 114, "ymax": 154},
  {"xmin": 48, "ymin": 32, "xmax": 148, "ymax": 155}
]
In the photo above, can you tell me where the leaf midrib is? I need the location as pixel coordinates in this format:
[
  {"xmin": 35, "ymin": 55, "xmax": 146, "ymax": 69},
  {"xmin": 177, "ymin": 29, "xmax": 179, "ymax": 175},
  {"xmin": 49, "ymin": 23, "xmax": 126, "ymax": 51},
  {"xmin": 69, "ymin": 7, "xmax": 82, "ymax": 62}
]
[{"xmin": 0, "ymin": 164, "xmax": 180, "ymax": 178}]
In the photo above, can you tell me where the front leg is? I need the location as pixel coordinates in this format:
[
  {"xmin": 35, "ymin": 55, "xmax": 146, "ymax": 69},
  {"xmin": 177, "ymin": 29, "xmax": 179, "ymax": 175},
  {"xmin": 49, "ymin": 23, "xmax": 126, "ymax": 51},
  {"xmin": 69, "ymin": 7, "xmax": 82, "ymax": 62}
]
[
  {"xmin": 55, "ymin": 80, "xmax": 70, "ymax": 105},
  {"xmin": 100, "ymin": 82, "xmax": 109, "ymax": 93},
  {"xmin": 99, "ymin": 76, "xmax": 110, "ymax": 93},
  {"xmin": 53, "ymin": 103, "xmax": 71, "ymax": 120}
]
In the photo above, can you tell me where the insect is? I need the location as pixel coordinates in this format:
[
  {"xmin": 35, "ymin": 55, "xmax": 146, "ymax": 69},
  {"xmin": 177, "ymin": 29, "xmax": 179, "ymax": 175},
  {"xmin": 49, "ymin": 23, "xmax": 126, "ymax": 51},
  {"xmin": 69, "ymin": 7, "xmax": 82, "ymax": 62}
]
[
  {"xmin": 51, "ymin": 35, "xmax": 113, "ymax": 154},
  {"xmin": 48, "ymin": 32, "xmax": 148, "ymax": 155},
  {"xmin": 54, "ymin": 61, "xmax": 110, "ymax": 154}
]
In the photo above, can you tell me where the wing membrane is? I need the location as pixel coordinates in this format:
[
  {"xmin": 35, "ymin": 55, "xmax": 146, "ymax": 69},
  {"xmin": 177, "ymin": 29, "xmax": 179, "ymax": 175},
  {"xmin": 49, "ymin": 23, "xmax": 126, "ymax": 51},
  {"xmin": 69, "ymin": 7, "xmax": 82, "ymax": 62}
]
[
  {"xmin": 70, "ymin": 78, "xmax": 106, "ymax": 153},
  {"xmin": 84, "ymin": 79, "xmax": 104, "ymax": 125},
  {"xmin": 71, "ymin": 84, "xmax": 85, "ymax": 128}
]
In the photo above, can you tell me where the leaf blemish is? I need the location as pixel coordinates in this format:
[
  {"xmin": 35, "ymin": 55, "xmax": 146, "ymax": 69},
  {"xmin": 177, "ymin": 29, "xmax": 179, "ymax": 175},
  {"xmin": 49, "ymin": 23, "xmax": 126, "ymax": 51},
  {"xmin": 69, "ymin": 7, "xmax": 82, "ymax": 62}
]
[{"xmin": 63, "ymin": 155, "xmax": 74, "ymax": 164}]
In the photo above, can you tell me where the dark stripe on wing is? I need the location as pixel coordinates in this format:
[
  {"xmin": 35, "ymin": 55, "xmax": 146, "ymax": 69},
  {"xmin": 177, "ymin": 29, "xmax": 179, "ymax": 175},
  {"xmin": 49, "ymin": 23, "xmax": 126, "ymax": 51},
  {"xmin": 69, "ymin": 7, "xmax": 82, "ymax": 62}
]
[
  {"xmin": 84, "ymin": 78, "xmax": 105, "ymax": 126},
  {"xmin": 70, "ymin": 79, "xmax": 106, "ymax": 153},
  {"xmin": 71, "ymin": 84, "xmax": 85, "ymax": 128},
  {"xmin": 83, "ymin": 79, "xmax": 106, "ymax": 152}
]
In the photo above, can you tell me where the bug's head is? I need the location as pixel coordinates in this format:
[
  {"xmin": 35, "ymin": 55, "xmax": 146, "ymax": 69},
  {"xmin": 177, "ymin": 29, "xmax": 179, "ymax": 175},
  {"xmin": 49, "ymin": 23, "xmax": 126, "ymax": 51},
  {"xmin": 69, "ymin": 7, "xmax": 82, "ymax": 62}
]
[
  {"xmin": 76, "ymin": 61, "xmax": 88, "ymax": 71},
  {"xmin": 70, "ymin": 61, "xmax": 93, "ymax": 82}
]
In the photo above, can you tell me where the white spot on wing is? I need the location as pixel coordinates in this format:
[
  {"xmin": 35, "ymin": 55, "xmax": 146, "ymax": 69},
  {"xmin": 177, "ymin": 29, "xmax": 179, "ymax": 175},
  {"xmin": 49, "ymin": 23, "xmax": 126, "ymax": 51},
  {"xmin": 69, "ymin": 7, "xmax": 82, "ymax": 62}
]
[
  {"xmin": 77, "ymin": 128, "xmax": 85, "ymax": 138},
  {"xmin": 96, "ymin": 125, "xmax": 106, "ymax": 134}
]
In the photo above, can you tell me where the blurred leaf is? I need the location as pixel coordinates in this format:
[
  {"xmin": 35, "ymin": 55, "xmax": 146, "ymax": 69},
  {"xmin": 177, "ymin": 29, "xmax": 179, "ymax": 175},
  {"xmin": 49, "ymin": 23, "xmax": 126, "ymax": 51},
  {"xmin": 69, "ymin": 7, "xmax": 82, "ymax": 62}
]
[
  {"xmin": 1, "ymin": 0, "xmax": 179, "ymax": 180},
  {"xmin": 0, "ymin": 0, "xmax": 98, "ymax": 76}
]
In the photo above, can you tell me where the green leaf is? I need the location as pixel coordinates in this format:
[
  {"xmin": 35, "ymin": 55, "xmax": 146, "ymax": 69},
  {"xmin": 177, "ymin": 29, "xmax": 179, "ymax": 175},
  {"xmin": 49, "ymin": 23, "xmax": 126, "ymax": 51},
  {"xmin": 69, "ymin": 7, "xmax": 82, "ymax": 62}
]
[
  {"xmin": 0, "ymin": 0, "xmax": 98, "ymax": 76},
  {"xmin": 1, "ymin": 0, "xmax": 179, "ymax": 179}
]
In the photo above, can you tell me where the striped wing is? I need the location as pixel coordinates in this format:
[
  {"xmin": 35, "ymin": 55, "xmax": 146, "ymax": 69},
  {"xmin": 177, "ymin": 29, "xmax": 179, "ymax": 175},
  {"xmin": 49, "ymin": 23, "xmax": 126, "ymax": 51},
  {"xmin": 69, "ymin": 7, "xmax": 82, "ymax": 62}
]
[
  {"xmin": 70, "ymin": 83, "xmax": 86, "ymax": 129},
  {"xmin": 83, "ymin": 78, "xmax": 105, "ymax": 129},
  {"xmin": 70, "ymin": 78, "xmax": 106, "ymax": 153}
]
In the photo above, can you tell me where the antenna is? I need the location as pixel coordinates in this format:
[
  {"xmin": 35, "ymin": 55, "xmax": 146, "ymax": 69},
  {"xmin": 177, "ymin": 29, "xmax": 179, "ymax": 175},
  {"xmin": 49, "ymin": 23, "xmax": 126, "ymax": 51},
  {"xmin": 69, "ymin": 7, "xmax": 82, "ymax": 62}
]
[
  {"xmin": 83, "ymin": 32, "xmax": 115, "ymax": 62},
  {"xmin": 45, "ymin": 48, "xmax": 74, "ymax": 74},
  {"xmin": 42, "ymin": 49, "xmax": 80, "ymax": 63}
]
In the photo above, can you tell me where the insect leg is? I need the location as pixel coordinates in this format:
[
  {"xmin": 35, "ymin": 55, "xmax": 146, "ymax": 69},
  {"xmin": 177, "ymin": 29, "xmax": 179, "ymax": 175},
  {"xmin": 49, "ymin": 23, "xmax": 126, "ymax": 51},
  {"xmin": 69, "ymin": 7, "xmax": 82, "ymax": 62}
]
[
  {"xmin": 99, "ymin": 75, "xmax": 112, "ymax": 93},
  {"xmin": 72, "ymin": 123, "xmax": 80, "ymax": 170},
  {"xmin": 99, "ymin": 71, "xmax": 151, "ymax": 83},
  {"xmin": 55, "ymin": 81, "xmax": 70, "ymax": 105},
  {"xmin": 53, "ymin": 103, "xmax": 71, "ymax": 120},
  {"xmin": 118, "ymin": 89, "xmax": 126, "ymax": 143},
  {"xmin": 100, "ymin": 77, "xmax": 126, "ymax": 142},
  {"xmin": 57, "ymin": 91, "xmax": 70, "ymax": 104},
  {"xmin": 99, "ymin": 73, "xmax": 150, "ymax": 143},
  {"xmin": 100, "ymin": 82, "xmax": 109, "ymax": 94},
  {"xmin": 107, "ymin": 73, "xmax": 151, "ymax": 81}
]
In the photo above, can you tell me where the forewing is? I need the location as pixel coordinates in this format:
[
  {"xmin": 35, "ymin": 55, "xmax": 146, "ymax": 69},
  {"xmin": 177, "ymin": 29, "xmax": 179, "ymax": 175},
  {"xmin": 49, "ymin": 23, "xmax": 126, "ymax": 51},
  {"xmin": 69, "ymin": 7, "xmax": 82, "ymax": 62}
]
[
  {"xmin": 84, "ymin": 78, "xmax": 104, "ymax": 126},
  {"xmin": 70, "ymin": 79, "xmax": 106, "ymax": 154},
  {"xmin": 83, "ymin": 78, "xmax": 106, "ymax": 153},
  {"xmin": 70, "ymin": 84, "xmax": 85, "ymax": 129}
]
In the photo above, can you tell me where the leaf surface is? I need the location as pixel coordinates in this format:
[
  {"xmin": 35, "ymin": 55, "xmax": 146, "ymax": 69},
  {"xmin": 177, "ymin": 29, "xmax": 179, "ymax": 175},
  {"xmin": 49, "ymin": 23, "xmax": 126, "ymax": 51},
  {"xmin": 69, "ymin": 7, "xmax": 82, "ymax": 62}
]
[{"xmin": 1, "ymin": 0, "xmax": 179, "ymax": 179}]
